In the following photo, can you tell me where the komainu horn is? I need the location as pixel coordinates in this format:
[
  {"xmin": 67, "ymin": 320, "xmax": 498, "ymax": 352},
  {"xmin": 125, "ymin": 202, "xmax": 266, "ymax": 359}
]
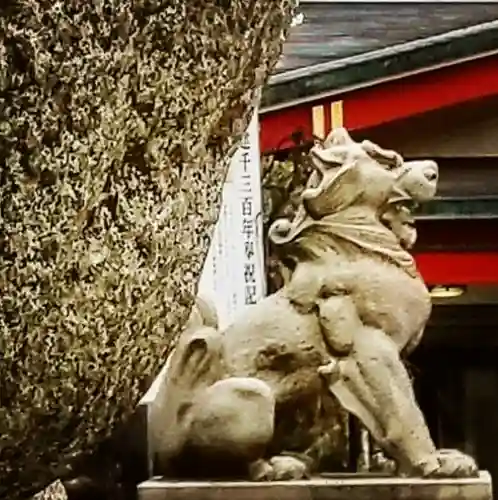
[{"xmin": 153, "ymin": 128, "xmax": 478, "ymax": 481}]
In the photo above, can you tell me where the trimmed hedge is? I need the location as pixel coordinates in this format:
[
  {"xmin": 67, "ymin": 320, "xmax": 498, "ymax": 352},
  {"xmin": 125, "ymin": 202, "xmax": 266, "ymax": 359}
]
[{"xmin": 0, "ymin": 1, "xmax": 296, "ymax": 497}]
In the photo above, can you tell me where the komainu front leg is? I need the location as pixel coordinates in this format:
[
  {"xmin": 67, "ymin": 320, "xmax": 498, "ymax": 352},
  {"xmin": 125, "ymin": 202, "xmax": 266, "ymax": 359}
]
[{"xmin": 322, "ymin": 327, "xmax": 478, "ymax": 478}]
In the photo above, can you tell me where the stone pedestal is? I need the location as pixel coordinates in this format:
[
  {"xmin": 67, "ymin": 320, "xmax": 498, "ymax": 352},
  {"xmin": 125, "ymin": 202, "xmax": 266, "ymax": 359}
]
[{"xmin": 138, "ymin": 472, "xmax": 492, "ymax": 500}]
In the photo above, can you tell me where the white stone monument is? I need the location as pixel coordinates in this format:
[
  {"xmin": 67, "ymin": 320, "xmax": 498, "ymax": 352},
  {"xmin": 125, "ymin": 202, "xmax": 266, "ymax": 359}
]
[{"xmin": 198, "ymin": 108, "xmax": 266, "ymax": 329}]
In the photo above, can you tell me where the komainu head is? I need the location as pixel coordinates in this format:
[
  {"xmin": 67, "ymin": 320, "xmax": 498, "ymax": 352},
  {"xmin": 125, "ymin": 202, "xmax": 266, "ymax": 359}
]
[{"xmin": 268, "ymin": 128, "xmax": 439, "ymax": 261}]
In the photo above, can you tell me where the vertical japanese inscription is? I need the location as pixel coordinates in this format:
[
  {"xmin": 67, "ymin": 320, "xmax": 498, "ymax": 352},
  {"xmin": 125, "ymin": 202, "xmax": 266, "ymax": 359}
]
[
  {"xmin": 239, "ymin": 131, "xmax": 258, "ymax": 305},
  {"xmin": 198, "ymin": 109, "xmax": 265, "ymax": 327}
]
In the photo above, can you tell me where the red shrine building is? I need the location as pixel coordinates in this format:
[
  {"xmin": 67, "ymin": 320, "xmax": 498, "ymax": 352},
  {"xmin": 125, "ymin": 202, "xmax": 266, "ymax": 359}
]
[{"xmin": 259, "ymin": 2, "xmax": 498, "ymax": 492}]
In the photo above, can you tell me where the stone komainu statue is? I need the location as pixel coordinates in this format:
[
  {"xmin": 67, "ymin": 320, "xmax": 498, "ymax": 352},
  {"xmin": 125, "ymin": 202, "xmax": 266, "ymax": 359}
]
[
  {"xmin": 154, "ymin": 129, "xmax": 478, "ymax": 481},
  {"xmin": 0, "ymin": 1, "xmax": 297, "ymax": 498}
]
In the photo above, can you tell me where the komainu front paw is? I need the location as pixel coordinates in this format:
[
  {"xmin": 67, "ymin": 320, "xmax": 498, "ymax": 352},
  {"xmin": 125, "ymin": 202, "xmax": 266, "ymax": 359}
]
[
  {"xmin": 270, "ymin": 456, "xmax": 310, "ymax": 480},
  {"xmin": 249, "ymin": 456, "xmax": 310, "ymax": 481},
  {"xmin": 433, "ymin": 449, "xmax": 478, "ymax": 478},
  {"xmin": 419, "ymin": 449, "xmax": 478, "ymax": 478},
  {"xmin": 249, "ymin": 459, "xmax": 275, "ymax": 481}
]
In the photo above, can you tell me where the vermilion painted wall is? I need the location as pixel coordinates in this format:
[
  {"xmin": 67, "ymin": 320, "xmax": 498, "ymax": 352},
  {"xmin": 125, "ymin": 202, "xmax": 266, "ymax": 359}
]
[
  {"xmin": 260, "ymin": 54, "xmax": 498, "ymax": 153},
  {"xmin": 415, "ymin": 252, "xmax": 498, "ymax": 285}
]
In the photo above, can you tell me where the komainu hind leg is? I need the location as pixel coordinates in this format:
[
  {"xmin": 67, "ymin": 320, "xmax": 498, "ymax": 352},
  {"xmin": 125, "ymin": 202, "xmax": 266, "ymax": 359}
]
[
  {"xmin": 154, "ymin": 322, "xmax": 277, "ymax": 478},
  {"xmin": 152, "ymin": 325, "xmax": 227, "ymax": 472},
  {"xmin": 185, "ymin": 377, "xmax": 276, "ymax": 464}
]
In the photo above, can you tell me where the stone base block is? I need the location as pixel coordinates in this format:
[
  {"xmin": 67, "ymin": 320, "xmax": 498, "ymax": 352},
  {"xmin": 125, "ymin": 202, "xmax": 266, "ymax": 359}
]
[{"xmin": 138, "ymin": 471, "xmax": 492, "ymax": 500}]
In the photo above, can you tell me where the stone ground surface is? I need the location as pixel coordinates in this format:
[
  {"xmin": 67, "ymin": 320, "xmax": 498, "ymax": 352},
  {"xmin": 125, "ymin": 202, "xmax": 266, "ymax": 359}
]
[{"xmin": 138, "ymin": 472, "xmax": 493, "ymax": 500}]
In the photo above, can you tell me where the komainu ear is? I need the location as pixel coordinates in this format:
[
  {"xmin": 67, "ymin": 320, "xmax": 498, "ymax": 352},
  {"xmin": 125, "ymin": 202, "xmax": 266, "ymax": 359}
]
[
  {"xmin": 195, "ymin": 295, "xmax": 219, "ymax": 329},
  {"xmin": 312, "ymin": 129, "xmax": 366, "ymax": 172},
  {"xmin": 169, "ymin": 327, "xmax": 223, "ymax": 384},
  {"xmin": 323, "ymin": 128, "xmax": 355, "ymax": 148},
  {"xmin": 361, "ymin": 140, "xmax": 403, "ymax": 168}
]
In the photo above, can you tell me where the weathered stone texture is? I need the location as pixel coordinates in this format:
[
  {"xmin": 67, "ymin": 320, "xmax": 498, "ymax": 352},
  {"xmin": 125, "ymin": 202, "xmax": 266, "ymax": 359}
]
[
  {"xmin": 0, "ymin": 1, "xmax": 296, "ymax": 498},
  {"xmin": 137, "ymin": 472, "xmax": 493, "ymax": 500}
]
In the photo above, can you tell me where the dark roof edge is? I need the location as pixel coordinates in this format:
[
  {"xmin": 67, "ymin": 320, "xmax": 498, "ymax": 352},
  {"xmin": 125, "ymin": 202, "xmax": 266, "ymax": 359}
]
[
  {"xmin": 261, "ymin": 20, "xmax": 498, "ymax": 110},
  {"xmin": 261, "ymin": 49, "xmax": 498, "ymax": 114},
  {"xmin": 270, "ymin": 20, "xmax": 498, "ymax": 85}
]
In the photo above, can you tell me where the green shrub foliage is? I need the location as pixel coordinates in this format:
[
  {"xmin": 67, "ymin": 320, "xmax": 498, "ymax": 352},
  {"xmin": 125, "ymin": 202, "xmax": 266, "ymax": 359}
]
[{"xmin": 0, "ymin": 1, "xmax": 296, "ymax": 497}]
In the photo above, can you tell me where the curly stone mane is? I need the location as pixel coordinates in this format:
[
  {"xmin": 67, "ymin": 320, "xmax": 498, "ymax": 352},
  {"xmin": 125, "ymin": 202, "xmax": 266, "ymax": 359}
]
[{"xmin": 267, "ymin": 129, "xmax": 416, "ymax": 274}]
